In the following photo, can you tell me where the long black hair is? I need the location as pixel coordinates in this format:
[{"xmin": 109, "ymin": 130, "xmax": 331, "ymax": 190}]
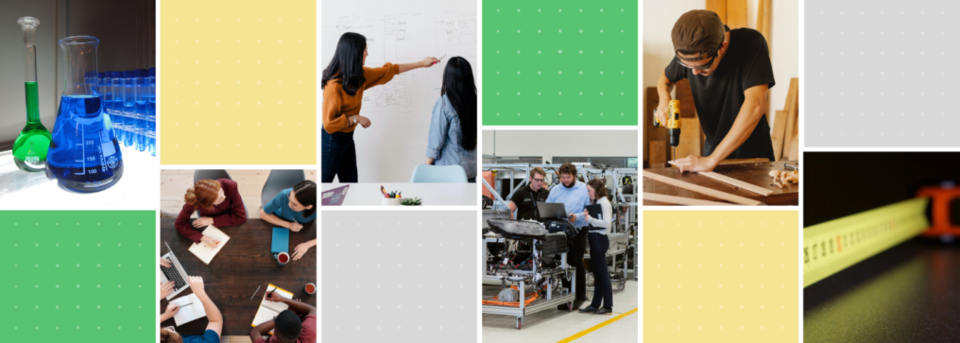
[
  {"xmin": 293, "ymin": 180, "xmax": 316, "ymax": 218},
  {"xmin": 321, "ymin": 32, "xmax": 367, "ymax": 96},
  {"xmin": 441, "ymin": 57, "xmax": 477, "ymax": 151}
]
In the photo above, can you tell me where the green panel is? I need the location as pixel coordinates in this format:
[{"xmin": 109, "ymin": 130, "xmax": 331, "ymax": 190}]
[
  {"xmin": 482, "ymin": 2, "xmax": 639, "ymax": 126},
  {"xmin": 1, "ymin": 211, "xmax": 156, "ymax": 341}
]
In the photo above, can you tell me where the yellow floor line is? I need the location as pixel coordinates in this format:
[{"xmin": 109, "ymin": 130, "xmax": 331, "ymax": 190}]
[{"xmin": 556, "ymin": 307, "xmax": 638, "ymax": 343}]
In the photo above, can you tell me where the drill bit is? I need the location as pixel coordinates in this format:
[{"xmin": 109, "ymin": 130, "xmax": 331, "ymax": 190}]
[{"xmin": 672, "ymin": 147, "xmax": 676, "ymax": 162}]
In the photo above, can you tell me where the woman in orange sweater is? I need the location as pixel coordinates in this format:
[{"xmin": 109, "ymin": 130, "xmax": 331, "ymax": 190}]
[{"xmin": 321, "ymin": 32, "xmax": 438, "ymax": 183}]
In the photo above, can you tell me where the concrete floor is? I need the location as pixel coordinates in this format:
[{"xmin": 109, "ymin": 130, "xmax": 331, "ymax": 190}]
[{"xmin": 482, "ymin": 280, "xmax": 638, "ymax": 343}]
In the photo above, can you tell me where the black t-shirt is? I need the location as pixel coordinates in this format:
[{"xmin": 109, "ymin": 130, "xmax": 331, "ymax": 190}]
[
  {"xmin": 509, "ymin": 184, "xmax": 550, "ymax": 221},
  {"xmin": 665, "ymin": 28, "xmax": 776, "ymax": 161}
]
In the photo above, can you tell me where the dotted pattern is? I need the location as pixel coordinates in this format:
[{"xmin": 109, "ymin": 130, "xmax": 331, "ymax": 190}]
[
  {"xmin": 482, "ymin": 2, "xmax": 639, "ymax": 125},
  {"xmin": 2, "ymin": 211, "xmax": 156, "ymax": 341},
  {"xmin": 160, "ymin": 1, "xmax": 317, "ymax": 164},
  {"xmin": 322, "ymin": 211, "xmax": 477, "ymax": 341},
  {"xmin": 644, "ymin": 211, "xmax": 799, "ymax": 342},
  {"xmin": 806, "ymin": 3, "xmax": 957, "ymax": 147}
]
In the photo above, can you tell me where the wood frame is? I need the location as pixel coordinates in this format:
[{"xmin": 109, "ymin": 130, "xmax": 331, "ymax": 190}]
[
  {"xmin": 643, "ymin": 193, "xmax": 736, "ymax": 206},
  {"xmin": 698, "ymin": 171, "xmax": 774, "ymax": 196},
  {"xmin": 643, "ymin": 171, "xmax": 762, "ymax": 206}
]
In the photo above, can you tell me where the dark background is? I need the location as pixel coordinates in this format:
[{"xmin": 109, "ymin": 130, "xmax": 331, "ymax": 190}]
[
  {"xmin": 804, "ymin": 152, "xmax": 960, "ymax": 342},
  {"xmin": 804, "ymin": 152, "xmax": 960, "ymax": 227}
]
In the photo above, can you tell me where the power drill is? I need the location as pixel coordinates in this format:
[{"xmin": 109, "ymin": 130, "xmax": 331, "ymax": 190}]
[{"xmin": 653, "ymin": 99, "xmax": 681, "ymax": 161}]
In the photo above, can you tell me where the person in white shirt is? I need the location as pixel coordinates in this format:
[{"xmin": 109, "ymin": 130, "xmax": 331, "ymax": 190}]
[{"xmin": 579, "ymin": 179, "xmax": 614, "ymax": 315}]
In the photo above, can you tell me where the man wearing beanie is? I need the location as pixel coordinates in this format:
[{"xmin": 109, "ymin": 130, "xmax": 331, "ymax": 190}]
[{"xmin": 655, "ymin": 10, "xmax": 776, "ymax": 172}]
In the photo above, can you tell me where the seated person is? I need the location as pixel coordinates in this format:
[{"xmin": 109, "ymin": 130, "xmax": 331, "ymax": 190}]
[
  {"xmin": 259, "ymin": 180, "xmax": 317, "ymax": 261},
  {"xmin": 250, "ymin": 292, "xmax": 317, "ymax": 343},
  {"xmin": 175, "ymin": 179, "xmax": 247, "ymax": 246},
  {"xmin": 161, "ymin": 277, "xmax": 223, "ymax": 343}
]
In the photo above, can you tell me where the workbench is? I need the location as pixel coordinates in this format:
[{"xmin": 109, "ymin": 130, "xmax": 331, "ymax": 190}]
[
  {"xmin": 159, "ymin": 218, "xmax": 317, "ymax": 336},
  {"xmin": 643, "ymin": 161, "xmax": 798, "ymax": 206}
]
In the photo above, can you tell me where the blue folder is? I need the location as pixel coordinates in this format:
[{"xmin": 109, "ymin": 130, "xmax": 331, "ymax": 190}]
[{"xmin": 271, "ymin": 227, "xmax": 290, "ymax": 254}]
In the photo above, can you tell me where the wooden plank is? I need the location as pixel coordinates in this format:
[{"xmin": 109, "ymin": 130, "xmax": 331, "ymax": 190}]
[
  {"xmin": 787, "ymin": 135, "xmax": 799, "ymax": 161},
  {"xmin": 643, "ymin": 192, "xmax": 736, "ymax": 206},
  {"xmin": 718, "ymin": 158, "xmax": 770, "ymax": 166},
  {"xmin": 770, "ymin": 110, "xmax": 787, "ymax": 161},
  {"xmin": 726, "ymin": 0, "xmax": 749, "ymax": 29},
  {"xmin": 650, "ymin": 140, "xmax": 667, "ymax": 168},
  {"xmin": 699, "ymin": 171, "xmax": 775, "ymax": 196},
  {"xmin": 706, "ymin": 0, "xmax": 727, "ymax": 23},
  {"xmin": 757, "ymin": 0, "xmax": 772, "ymax": 53},
  {"xmin": 643, "ymin": 171, "xmax": 762, "ymax": 206},
  {"xmin": 675, "ymin": 116, "xmax": 701, "ymax": 161},
  {"xmin": 781, "ymin": 78, "xmax": 799, "ymax": 160}
]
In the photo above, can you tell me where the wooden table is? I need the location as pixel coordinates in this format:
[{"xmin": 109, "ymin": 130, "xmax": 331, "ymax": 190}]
[
  {"xmin": 160, "ymin": 218, "xmax": 317, "ymax": 336},
  {"xmin": 643, "ymin": 161, "xmax": 798, "ymax": 206}
]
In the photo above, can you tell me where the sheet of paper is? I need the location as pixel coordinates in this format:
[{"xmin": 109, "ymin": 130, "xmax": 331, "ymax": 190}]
[
  {"xmin": 252, "ymin": 284, "xmax": 295, "ymax": 330},
  {"xmin": 188, "ymin": 226, "xmax": 231, "ymax": 265},
  {"xmin": 170, "ymin": 293, "xmax": 206, "ymax": 326}
]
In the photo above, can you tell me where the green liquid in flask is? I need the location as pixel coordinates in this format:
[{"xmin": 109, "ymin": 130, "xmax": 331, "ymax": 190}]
[{"xmin": 13, "ymin": 81, "xmax": 52, "ymax": 172}]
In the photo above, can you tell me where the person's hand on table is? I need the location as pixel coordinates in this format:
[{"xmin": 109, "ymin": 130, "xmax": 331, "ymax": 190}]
[
  {"xmin": 672, "ymin": 155, "xmax": 718, "ymax": 173},
  {"xmin": 287, "ymin": 221, "xmax": 304, "ymax": 232},
  {"xmin": 192, "ymin": 217, "xmax": 214, "ymax": 228},
  {"xmin": 160, "ymin": 258, "xmax": 172, "ymax": 268},
  {"xmin": 187, "ymin": 276, "xmax": 206, "ymax": 295},
  {"xmin": 292, "ymin": 239, "xmax": 316, "ymax": 261},
  {"xmin": 200, "ymin": 235, "xmax": 220, "ymax": 247},
  {"xmin": 568, "ymin": 213, "xmax": 577, "ymax": 223},
  {"xmin": 162, "ymin": 304, "xmax": 180, "ymax": 319},
  {"xmin": 266, "ymin": 290, "xmax": 287, "ymax": 303},
  {"xmin": 160, "ymin": 281, "xmax": 175, "ymax": 299},
  {"xmin": 421, "ymin": 57, "xmax": 440, "ymax": 67}
]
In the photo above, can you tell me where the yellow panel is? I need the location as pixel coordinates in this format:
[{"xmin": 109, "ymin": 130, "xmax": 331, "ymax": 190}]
[
  {"xmin": 644, "ymin": 211, "xmax": 799, "ymax": 342},
  {"xmin": 159, "ymin": 1, "xmax": 316, "ymax": 165}
]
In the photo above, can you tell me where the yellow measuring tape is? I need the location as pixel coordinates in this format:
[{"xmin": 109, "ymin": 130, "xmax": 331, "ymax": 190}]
[{"xmin": 803, "ymin": 197, "xmax": 930, "ymax": 287}]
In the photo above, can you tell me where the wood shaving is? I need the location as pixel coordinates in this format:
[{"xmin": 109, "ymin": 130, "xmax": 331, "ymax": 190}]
[{"xmin": 769, "ymin": 170, "xmax": 799, "ymax": 188}]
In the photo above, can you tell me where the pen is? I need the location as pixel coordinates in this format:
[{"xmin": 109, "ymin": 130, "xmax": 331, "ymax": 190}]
[{"xmin": 251, "ymin": 285, "xmax": 261, "ymax": 300}]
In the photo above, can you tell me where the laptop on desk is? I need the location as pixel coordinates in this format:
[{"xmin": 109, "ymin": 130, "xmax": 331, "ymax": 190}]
[
  {"xmin": 321, "ymin": 185, "xmax": 350, "ymax": 206},
  {"xmin": 161, "ymin": 241, "xmax": 191, "ymax": 301}
]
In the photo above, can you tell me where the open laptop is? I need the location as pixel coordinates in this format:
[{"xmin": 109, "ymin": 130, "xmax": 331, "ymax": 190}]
[
  {"xmin": 161, "ymin": 241, "xmax": 191, "ymax": 301},
  {"xmin": 536, "ymin": 202, "xmax": 568, "ymax": 220},
  {"xmin": 321, "ymin": 185, "xmax": 350, "ymax": 206}
]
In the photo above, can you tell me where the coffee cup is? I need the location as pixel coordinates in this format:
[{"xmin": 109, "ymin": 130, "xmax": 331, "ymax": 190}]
[{"xmin": 275, "ymin": 251, "xmax": 290, "ymax": 266}]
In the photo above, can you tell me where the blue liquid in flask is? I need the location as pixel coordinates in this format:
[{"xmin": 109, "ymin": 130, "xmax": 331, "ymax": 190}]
[{"xmin": 45, "ymin": 95, "xmax": 124, "ymax": 192}]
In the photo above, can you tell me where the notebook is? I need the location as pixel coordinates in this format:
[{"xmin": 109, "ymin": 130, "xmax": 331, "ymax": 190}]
[
  {"xmin": 272, "ymin": 227, "xmax": 290, "ymax": 254},
  {"xmin": 585, "ymin": 204, "xmax": 604, "ymax": 220},
  {"xmin": 251, "ymin": 284, "xmax": 294, "ymax": 335},
  {"xmin": 188, "ymin": 226, "xmax": 230, "ymax": 265},
  {"xmin": 170, "ymin": 293, "xmax": 207, "ymax": 326}
]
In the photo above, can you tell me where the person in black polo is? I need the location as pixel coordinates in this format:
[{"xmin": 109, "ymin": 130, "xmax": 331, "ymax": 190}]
[
  {"xmin": 655, "ymin": 9, "xmax": 776, "ymax": 173},
  {"xmin": 507, "ymin": 167, "xmax": 550, "ymax": 221}
]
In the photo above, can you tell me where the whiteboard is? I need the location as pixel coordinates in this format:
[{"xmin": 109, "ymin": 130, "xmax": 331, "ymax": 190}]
[{"xmin": 322, "ymin": 0, "xmax": 477, "ymax": 182}]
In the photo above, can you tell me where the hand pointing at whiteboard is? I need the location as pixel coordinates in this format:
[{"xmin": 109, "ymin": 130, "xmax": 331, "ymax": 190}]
[{"xmin": 398, "ymin": 57, "xmax": 440, "ymax": 73}]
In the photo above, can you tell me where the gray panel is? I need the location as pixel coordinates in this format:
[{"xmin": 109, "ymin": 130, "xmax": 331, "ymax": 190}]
[
  {"xmin": 322, "ymin": 211, "xmax": 478, "ymax": 342},
  {"xmin": 805, "ymin": 2, "xmax": 960, "ymax": 147}
]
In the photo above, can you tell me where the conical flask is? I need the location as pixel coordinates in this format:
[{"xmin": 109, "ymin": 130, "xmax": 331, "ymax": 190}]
[
  {"xmin": 12, "ymin": 16, "xmax": 51, "ymax": 172},
  {"xmin": 45, "ymin": 36, "xmax": 123, "ymax": 193}
]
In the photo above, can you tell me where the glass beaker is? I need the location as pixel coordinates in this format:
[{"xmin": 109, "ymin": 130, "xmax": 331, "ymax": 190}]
[
  {"xmin": 45, "ymin": 36, "xmax": 123, "ymax": 193},
  {"xmin": 12, "ymin": 16, "xmax": 52, "ymax": 172}
]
